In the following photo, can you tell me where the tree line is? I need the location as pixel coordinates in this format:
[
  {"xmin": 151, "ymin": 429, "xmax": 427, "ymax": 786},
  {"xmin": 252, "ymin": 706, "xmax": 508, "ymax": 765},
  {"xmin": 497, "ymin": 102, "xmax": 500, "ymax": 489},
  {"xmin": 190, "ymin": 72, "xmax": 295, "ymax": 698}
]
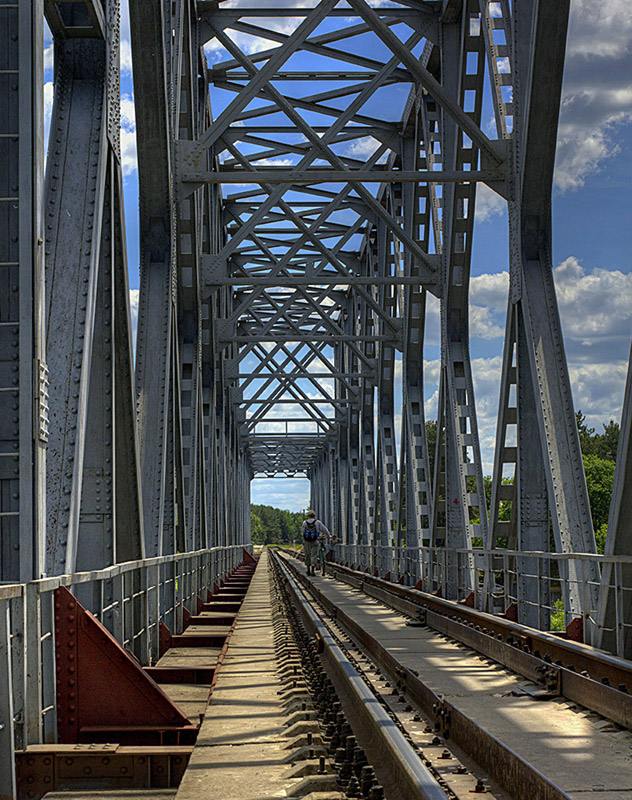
[{"xmin": 250, "ymin": 504, "xmax": 305, "ymax": 546}]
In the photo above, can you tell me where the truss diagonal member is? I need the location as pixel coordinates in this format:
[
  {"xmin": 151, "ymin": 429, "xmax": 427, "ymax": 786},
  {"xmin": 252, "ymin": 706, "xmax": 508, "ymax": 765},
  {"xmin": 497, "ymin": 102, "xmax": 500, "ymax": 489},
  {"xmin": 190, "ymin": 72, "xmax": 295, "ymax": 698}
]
[
  {"xmin": 596, "ymin": 342, "xmax": 632, "ymax": 658},
  {"xmin": 239, "ymin": 338, "xmax": 358, "ymax": 397},
  {"xmin": 202, "ymin": 23, "xmax": 438, "ymax": 280},
  {"xmin": 220, "ymin": 139, "xmax": 373, "ymax": 286},
  {"xmin": 185, "ymin": 0, "xmax": 339, "ymax": 162},
  {"xmin": 347, "ymin": 0, "xmax": 504, "ymax": 168},
  {"xmin": 487, "ymin": 0, "xmax": 599, "ymax": 630},
  {"xmin": 244, "ymin": 352, "xmax": 333, "ymax": 430},
  {"xmin": 197, "ymin": 25, "xmax": 438, "ymax": 284},
  {"xmin": 205, "ymin": 16, "xmax": 421, "ymax": 81},
  {"xmin": 239, "ymin": 315, "xmax": 341, "ymax": 406},
  {"xmin": 215, "ymin": 157, "xmax": 377, "ymax": 290}
]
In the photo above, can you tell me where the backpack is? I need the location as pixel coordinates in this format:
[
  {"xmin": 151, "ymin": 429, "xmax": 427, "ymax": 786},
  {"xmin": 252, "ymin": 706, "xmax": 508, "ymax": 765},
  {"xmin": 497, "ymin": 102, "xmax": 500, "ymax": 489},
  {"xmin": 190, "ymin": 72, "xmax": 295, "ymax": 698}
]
[{"xmin": 303, "ymin": 519, "xmax": 318, "ymax": 542}]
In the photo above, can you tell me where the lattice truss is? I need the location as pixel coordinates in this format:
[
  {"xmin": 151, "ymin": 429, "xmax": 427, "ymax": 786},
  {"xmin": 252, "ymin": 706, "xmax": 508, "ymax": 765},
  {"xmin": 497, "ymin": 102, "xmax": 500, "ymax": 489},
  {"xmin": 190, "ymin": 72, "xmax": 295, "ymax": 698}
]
[
  {"xmin": 3, "ymin": 0, "xmax": 632, "ymax": 657},
  {"xmin": 188, "ymin": 0, "xmax": 627, "ymax": 640},
  {"xmin": 192, "ymin": 1, "xmax": 503, "ymax": 562}
]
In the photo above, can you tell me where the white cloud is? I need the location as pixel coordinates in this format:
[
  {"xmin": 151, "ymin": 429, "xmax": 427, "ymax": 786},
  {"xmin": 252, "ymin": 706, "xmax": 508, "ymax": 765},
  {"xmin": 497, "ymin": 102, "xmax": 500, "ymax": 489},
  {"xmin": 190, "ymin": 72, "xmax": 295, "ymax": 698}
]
[
  {"xmin": 415, "ymin": 257, "xmax": 632, "ymax": 473},
  {"xmin": 565, "ymin": 0, "xmax": 632, "ymax": 60},
  {"xmin": 120, "ymin": 126, "xmax": 137, "ymax": 176},
  {"xmin": 555, "ymin": 0, "xmax": 632, "ymax": 189},
  {"xmin": 121, "ymin": 94, "xmax": 135, "ymax": 129},
  {"xmin": 44, "ymin": 43, "xmax": 54, "ymax": 71},
  {"xmin": 129, "ymin": 288, "xmax": 139, "ymax": 349},
  {"xmin": 554, "ymin": 257, "xmax": 632, "ymax": 362},
  {"xmin": 44, "ymin": 81, "xmax": 54, "ymax": 144},
  {"xmin": 120, "ymin": 93, "xmax": 137, "ymax": 175},
  {"xmin": 120, "ymin": 38, "xmax": 133, "ymax": 76},
  {"xmin": 205, "ymin": 13, "xmax": 303, "ymax": 62},
  {"xmin": 475, "ymin": 183, "xmax": 506, "ymax": 223},
  {"xmin": 250, "ymin": 478, "xmax": 310, "ymax": 511}
]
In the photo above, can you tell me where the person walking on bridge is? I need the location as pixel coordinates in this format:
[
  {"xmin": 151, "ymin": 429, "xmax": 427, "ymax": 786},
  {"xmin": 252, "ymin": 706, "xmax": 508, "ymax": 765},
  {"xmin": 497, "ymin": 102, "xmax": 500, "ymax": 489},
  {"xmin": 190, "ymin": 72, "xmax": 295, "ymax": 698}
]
[{"xmin": 302, "ymin": 510, "xmax": 330, "ymax": 576}]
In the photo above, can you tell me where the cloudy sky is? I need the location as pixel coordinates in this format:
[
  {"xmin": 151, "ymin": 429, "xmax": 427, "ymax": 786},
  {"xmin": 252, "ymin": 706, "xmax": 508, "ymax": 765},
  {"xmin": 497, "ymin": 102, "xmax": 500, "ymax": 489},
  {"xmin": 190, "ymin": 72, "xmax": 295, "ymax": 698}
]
[{"xmin": 44, "ymin": 1, "xmax": 632, "ymax": 513}]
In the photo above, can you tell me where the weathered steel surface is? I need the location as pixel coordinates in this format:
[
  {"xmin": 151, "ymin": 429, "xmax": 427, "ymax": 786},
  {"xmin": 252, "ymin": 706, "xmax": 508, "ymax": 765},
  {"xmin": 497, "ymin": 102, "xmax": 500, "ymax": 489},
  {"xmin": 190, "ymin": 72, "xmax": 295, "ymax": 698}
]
[{"xmin": 54, "ymin": 586, "xmax": 190, "ymax": 743}]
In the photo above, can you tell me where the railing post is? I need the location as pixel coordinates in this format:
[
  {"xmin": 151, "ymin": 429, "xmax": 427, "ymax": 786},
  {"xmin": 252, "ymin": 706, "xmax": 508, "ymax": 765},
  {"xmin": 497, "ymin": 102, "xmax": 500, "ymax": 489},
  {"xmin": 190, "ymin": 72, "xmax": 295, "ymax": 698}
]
[
  {"xmin": 24, "ymin": 582, "xmax": 42, "ymax": 745},
  {"xmin": 0, "ymin": 601, "xmax": 17, "ymax": 797},
  {"xmin": 148, "ymin": 563, "xmax": 160, "ymax": 664},
  {"xmin": 615, "ymin": 561, "xmax": 624, "ymax": 658}
]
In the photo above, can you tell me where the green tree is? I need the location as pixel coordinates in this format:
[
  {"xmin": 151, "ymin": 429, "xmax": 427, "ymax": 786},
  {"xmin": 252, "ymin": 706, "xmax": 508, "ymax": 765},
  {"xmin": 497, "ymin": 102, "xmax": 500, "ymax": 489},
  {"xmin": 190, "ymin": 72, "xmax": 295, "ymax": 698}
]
[
  {"xmin": 582, "ymin": 454, "xmax": 615, "ymax": 549},
  {"xmin": 576, "ymin": 410, "xmax": 620, "ymax": 461},
  {"xmin": 576, "ymin": 411, "xmax": 596, "ymax": 455},
  {"xmin": 250, "ymin": 504, "xmax": 305, "ymax": 546},
  {"xmin": 597, "ymin": 419, "xmax": 620, "ymax": 462},
  {"xmin": 575, "ymin": 410, "xmax": 620, "ymax": 554}
]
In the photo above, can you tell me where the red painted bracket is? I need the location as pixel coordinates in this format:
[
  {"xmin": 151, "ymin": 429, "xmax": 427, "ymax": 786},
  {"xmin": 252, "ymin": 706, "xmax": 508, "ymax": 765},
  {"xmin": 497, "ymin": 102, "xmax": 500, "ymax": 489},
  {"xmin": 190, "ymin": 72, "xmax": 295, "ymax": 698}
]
[
  {"xmin": 54, "ymin": 586, "xmax": 190, "ymax": 743},
  {"xmin": 565, "ymin": 616, "xmax": 584, "ymax": 642},
  {"xmin": 182, "ymin": 604, "xmax": 191, "ymax": 629},
  {"xmin": 502, "ymin": 602, "xmax": 518, "ymax": 621},
  {"xmin": 159, "ymin": 621, "xmax": 172, "ymax": 658},
  {"xmin": 242, "ymin": 547, "xmax": 257, "ymax": 564},
  {"xmin": 459, "ymin": 591, "xmax": 475, "ymax": 608}
]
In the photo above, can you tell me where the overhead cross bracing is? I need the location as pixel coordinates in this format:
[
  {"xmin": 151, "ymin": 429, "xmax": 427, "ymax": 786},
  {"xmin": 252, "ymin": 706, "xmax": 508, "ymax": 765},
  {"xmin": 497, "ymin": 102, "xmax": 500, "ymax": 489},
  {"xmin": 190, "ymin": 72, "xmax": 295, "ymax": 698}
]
[
  {"xmin": 192, "ymin": 0, "xmax": 632, "ymax": 657},
  {"xmin": 202, "ymin": 0, "xmax": 479, "ymax": 478},
  {"xmin": 200, "ymin": 1, "xmax": 498, "ymax": 543}
]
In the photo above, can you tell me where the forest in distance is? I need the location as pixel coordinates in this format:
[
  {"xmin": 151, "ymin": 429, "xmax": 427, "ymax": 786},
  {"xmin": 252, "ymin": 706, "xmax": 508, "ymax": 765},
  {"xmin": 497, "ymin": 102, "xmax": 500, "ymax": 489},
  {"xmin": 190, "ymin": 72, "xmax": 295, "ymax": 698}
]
[{"xmin": 251, "ymin": 412, "xmax": 619, "ymax": 553}]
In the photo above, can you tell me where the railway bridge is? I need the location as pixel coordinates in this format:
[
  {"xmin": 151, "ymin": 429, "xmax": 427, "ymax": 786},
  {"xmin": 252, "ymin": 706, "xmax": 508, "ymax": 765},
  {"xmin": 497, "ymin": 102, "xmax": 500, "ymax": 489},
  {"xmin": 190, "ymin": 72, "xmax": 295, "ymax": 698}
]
[{"xmin": 1, "ymin": 1, "xmax": 632, "ymax": 798}]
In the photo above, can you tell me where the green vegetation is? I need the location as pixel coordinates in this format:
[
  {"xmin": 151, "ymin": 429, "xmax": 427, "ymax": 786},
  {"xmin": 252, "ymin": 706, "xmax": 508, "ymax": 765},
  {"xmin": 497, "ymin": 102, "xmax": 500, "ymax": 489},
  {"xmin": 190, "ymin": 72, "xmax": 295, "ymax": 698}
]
[
  {"xmin": 250, "ymin": 504, "xmax": 306, "ymax": 546},
  {"xmin": 550, "ymin": 598, "xmax": 566, "ymax": 632},
  {"xmin": 576, "ymin": 411, "xmax": 619, "ymax": 553}
]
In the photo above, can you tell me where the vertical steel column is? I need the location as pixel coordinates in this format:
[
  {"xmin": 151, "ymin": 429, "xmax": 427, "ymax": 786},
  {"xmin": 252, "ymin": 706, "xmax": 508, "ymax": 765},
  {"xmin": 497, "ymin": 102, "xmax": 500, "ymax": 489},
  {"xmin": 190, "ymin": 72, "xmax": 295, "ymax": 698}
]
[
  {"xmin": 498, "ymin": 0, "xmax": 599, "ymax": 629},
  {"xmin": 399, "ymin": 128, "xmax": 433, "ymax": 581},
  {"xmin": 0, "ymin": 0, "xmax": 46, "ymax": 581},
  {"xmin": 44, "ymin": 1, "xmax": 142, "ymax": 575},
  {"xmin": 436, "ymin": 2, "xmax": 489, "ymax": 598},
  {"xmin": 596, "ymin": 345, "xmax": 632, "ymax": 657},
  {"xmin": 0, "ymin": 601, "xmax": 17, "ymax": 796},
  {"xmin": 375, "ymin": 221, "xmax": 399, "ymax": 573}
]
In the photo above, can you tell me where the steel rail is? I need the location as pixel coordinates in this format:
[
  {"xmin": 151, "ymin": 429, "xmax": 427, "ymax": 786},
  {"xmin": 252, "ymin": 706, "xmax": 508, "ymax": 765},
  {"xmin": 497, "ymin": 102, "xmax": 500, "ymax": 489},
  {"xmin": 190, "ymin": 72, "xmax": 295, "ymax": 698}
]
[
  {"xmin": 316, "ymin": 558, "xmax": 632, "ymax": 730},
  {"xmin": 276, "ymin": 550, "xmax": 574, "ymax": 800},
  {"xmin": 272, "ymin": 551, "xmax": 449, "ymax": 800}
]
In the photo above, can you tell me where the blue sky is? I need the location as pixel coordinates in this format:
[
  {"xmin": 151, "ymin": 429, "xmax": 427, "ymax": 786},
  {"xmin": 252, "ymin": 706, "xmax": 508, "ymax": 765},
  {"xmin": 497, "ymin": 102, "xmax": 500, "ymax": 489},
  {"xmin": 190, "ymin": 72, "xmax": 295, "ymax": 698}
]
[{"xmin": 44, "ymin": 1, "xmax": 632, "ymax": 514}]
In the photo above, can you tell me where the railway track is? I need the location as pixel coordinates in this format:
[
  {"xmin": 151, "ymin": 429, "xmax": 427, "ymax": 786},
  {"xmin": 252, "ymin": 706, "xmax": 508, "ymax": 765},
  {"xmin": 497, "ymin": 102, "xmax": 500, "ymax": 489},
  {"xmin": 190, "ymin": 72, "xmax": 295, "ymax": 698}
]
[
  {"xmin": 271, "ymin": 550, "xmax": 506, "ymax": 800},
  {"xmin": 303, "ymin": 554, "xmax": 632, "ymax": 728},
  {"xmin": 20, "ymin": 550, "xmax": 631, "ymax": 800},
  {"xmin": 272, "ymin": 548, "xmax": 632, "ymax": 800}
]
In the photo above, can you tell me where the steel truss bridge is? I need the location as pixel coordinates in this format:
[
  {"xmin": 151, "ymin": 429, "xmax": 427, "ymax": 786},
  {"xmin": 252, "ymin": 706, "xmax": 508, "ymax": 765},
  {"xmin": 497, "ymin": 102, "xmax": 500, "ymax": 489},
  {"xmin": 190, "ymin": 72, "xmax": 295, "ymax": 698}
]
[{"xmin": 2, "ymin": 0, "xmax": 632, "ymax": 793}]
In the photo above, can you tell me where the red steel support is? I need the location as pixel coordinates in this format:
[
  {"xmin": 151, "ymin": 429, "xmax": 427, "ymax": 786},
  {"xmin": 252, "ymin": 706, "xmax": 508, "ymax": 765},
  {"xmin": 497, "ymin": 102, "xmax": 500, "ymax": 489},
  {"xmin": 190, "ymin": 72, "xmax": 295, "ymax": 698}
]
[{"xmin": 54, "ymin": 586, "xmax": 190, "ymax": 743}]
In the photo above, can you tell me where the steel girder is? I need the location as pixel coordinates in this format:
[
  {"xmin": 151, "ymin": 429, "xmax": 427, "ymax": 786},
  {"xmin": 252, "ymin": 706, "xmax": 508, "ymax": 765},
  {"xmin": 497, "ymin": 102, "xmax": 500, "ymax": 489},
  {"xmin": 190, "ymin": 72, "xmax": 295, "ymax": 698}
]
[
  {"xmin": 129, "ymin": 0, "xmax": 251, "ymax": 556},
  {"xmin": 598, "ymin": 346, "xmax": 632, "ymax": 658},
  {"xmin": 486, "ymin": 1, "xmax": 600, "ymax": 632},
  {"xmin": 1, "ymin": 0, "xmax": 143, "ymax": 579},
  {"xmin": 186, "ymin": 0, "xmax": 497, "ymax": 576},
  {"xmin": 44, "ymin": 2, "xmax": 143, "ymax": 574}
]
